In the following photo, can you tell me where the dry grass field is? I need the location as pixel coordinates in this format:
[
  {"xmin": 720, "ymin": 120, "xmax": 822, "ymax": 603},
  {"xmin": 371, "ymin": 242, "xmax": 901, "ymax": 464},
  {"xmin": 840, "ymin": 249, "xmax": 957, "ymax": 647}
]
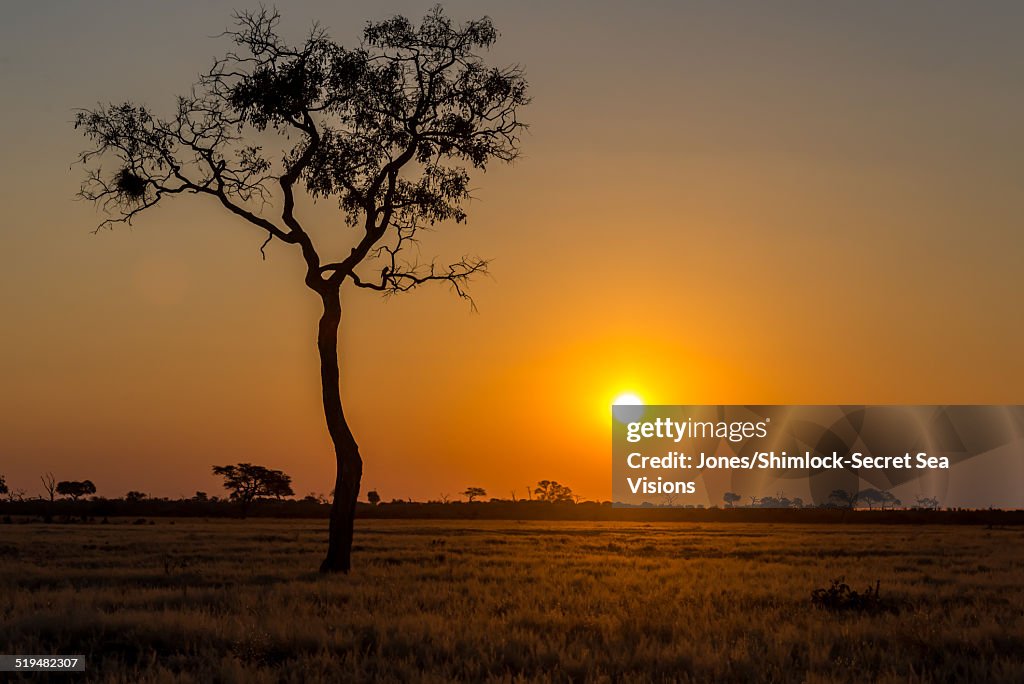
[{"xmin": 2, "ymin": 519, "xmax": 1023, "ymax": 682}]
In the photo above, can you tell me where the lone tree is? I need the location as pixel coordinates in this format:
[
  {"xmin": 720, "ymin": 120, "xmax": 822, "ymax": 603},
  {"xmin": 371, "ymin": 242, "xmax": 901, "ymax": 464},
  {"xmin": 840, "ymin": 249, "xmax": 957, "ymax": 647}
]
[
  {"xmin": 212, "ymin": 463, "xmax": 294, "ymax": 516},
  {"xmin": 723, "ymin": 491, "xmax": 741, "ymax": 508},
  {"xmin": 74, "ymin": 7, "xmax": 528, "ymax": 572},
  {"xmin": 0, "ymin": 475, "xmax": 7, "ymax": 496},
  {"xmin": 56, "ymin": 480, "xmax": 97, "ymax": 501},
  {"xmin": 462, "ymin": 486, "xmax": 486, "ymax": 502},
  {"xmin": 366, "ymin": 489, "xmax": 381, "ymax": 505}
]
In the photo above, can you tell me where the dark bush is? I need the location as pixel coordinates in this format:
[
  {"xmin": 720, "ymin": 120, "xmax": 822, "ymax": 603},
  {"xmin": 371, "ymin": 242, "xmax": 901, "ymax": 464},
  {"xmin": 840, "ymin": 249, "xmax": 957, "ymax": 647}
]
[{"xmin": 811, "ymin": 578, "xmax": 897, "ymax": 614}]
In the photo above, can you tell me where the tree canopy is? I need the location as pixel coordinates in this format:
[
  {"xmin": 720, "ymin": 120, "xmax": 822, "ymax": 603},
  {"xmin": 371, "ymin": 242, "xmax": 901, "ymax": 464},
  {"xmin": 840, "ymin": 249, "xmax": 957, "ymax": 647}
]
[
  {"xmin": 74, "ymin": 5, "xmax": 528, "ymax": 304},
  {"xmin": 462, "ymin": 486, "xmax": 486, "ymax": 502},
  {"xmin": 212, "ymin": 463, "xmax": 294, "ymax": 503},
  {"xmin": 533, "ymin": 480, "xmax": 573, "ymax": 503},
  {"xmin": 56, "ymin": 480, "xmax": 97, "ymax": 501}
]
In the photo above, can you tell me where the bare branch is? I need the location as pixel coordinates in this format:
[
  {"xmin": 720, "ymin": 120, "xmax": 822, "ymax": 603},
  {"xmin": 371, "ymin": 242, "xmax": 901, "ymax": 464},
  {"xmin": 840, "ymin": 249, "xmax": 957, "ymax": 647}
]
[{"xmin": 348, "ymin": 256, "xmax": 489, "ymax": 310}]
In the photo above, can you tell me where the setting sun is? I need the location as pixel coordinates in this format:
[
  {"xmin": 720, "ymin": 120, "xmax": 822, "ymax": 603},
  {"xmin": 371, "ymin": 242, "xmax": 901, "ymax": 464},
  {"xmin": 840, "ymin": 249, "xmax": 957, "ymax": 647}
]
[{"xmin": 612, "ymin": 392, "xmax": 644, "ymax": 406}]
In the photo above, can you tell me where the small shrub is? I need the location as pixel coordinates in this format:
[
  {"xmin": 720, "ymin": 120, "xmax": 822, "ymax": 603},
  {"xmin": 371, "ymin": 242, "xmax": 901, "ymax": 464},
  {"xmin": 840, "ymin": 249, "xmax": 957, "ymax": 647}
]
[{"xmin": 811, "ymin": 577, "xmax": 897, "ymax": 614}]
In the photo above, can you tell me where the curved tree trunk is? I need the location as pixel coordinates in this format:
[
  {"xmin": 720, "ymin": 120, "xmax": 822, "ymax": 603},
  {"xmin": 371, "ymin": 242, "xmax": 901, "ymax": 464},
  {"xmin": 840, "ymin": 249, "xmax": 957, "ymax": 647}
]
[{"xmin": 317, "ymin": 288, "xmax": 363, "ymax": 573}]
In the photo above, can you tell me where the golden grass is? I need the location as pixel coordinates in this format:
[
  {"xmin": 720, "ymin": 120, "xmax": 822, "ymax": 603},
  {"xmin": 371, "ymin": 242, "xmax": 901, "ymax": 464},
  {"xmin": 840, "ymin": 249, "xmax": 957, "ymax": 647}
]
[{"xmin": 2, "ymin": 519, "xmax": 1023, "ymax": 682}]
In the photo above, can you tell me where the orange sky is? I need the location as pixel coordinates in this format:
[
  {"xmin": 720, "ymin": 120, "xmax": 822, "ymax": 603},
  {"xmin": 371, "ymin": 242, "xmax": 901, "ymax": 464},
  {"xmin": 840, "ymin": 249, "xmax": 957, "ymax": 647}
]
[{"xmin": 1, "ymin": 1, "xmax": 1022, "ymax": 501}]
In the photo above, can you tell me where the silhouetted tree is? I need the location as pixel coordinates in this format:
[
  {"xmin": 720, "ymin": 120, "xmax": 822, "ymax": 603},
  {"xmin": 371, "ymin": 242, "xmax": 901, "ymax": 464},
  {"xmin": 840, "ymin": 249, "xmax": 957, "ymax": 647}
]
[
  {"xmin": 880, "ymin": 491, "xmax": 901, "ymax": 510},
  {"xmin": 74, "ymin": 6, "xmax": 528, "ymax": 574},
  {"xmin": 366, "ymin": 490, "xmax": 381, "ymax": 505},
  {"xmin": 193, "ymin": 491, "xmax": 209, "ymax": 502},
  {"xmin": 915, "ymin": 495, "xmax": 940, "ymax": 510},
  {"xmin": 723, "ymin": 492, "xmax": 741, "ymax": 508},
  {"xmin": 829, "ymin": 489, "xmax": 858, "ymax": 509},
  {"xmin": 40, "ymin": 472, "xmax": 57, "ymax": 502},
  {"xmin": 534, "ymin": 480, "xmax": 573, "ymax": 503},
  {"xmin": 857, "ymin": 488, "xmax": 887, "ymax": 510},
  {"xmin": 212, "ymin": 463, "xmax": 294, "ymax": 516},
  {"xmin": 463, "ymin": 486, "xmax": 486, "ymax": 502},
  {"xmin": 0, "ymin": 476, "xmax": 21, "ymax": 503},
  {"xmin": 57, "ymin": 480, "xmax": 97, "ymax": 501},
  {"xmin": 125, "ymin": 491, "xmax": 148, "ymax": 503}
]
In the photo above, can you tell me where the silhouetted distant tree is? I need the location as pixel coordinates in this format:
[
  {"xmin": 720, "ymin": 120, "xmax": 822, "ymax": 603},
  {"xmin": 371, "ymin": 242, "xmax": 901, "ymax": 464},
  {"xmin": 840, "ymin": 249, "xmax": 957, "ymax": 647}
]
[
  {"xmin": 829, "ymin": 489, "xmax": 858, "ymax": 509},
  {"xmin": 0, "ymin": 476, "xmax": 22, "ymax": 503},
  {"xmin": 40, "ymin": 472, "xmax": 57, "ymax": 502},
  {"xmin": 57, "ymin": 480, "xmax": 97, "ymax": 501},
  {"xmin": 193, "ymin": 491, "xmax": 209, "ymax": 502},
  {"xmin": 74, "ymin": 6, "xmax": 528, "ymax": 574},
  {"xmin": 212, "ymin": 463, "xmax": 294, "ymax": 516},
  {"xmin": 857, "ymin": 488, "xmax": 887, "ymax": 510},
  {"xmin": 880, "ymin": 491, "xmax": 901, "ymax": 510},
  {"xmin": 125, "ymin": 491, "xmax": 147, "ymax": 503},
  {"xmin": 915, "ymin": 495, "xmax": 940, "ymax": 510},
  {"xmin": 366, "ymin": 490, "xmax": 381, "ymax": 506},
  {"xmin": 723, "ymin": 492, "xmax": 741, "ymax": 508},
  {"xmin": 463, "ymin": 487, "xmax": 486, "ymax": 502},
  {"xmin": 534, "ymin": 480, "xmax": 573, "ymax": 503}
]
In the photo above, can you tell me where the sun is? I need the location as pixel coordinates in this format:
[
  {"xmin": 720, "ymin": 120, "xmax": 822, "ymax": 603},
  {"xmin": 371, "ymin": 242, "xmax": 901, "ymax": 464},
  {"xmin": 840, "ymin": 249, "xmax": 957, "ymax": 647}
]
[
  {"xmin": 612, "ymin": 392, "xmax": 644, "ymax": 406},
  {"xmin": 611, "ymin": 391, "xmax": 645, "ymax": 423}
]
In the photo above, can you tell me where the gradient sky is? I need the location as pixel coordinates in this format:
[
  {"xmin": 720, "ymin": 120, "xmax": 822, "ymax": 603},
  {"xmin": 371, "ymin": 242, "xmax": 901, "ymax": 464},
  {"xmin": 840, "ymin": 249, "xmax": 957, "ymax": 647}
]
[{"xmin": 1, "ymin": 1, "xmax": 1022, "ymax": 502}]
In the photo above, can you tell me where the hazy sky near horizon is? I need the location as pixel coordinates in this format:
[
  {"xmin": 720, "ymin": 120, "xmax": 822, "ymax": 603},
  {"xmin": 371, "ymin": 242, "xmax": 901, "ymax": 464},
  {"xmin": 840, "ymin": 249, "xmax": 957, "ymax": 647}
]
[{"xmin": 1, "ymin": 1, "xmax": 1023, "ymax": 501}]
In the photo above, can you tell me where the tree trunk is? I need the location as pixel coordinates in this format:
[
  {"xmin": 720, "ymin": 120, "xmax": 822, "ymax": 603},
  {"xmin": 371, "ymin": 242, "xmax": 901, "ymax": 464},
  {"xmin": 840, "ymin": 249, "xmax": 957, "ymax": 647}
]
[{"xmin": 317, "ymin": 289, "xmax": 363, "ymax": 573}]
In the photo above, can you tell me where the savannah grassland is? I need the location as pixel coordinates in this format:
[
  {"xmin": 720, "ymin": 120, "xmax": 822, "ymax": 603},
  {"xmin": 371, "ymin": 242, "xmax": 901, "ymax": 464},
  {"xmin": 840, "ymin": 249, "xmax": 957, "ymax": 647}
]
[{"xmin": 1, "ymin": 520, "xmax": 1023, "ymax": 683}]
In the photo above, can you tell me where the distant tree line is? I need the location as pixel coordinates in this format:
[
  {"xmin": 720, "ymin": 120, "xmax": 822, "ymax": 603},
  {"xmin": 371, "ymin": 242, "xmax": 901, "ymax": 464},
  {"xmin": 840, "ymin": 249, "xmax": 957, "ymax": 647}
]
[
  {"xmin": 720, "ymin": 489, "xmax": 940, "ymax": 510},
  {"xmin": 0, "ymin": 467, "xmax": 947, "ymax": 516}
]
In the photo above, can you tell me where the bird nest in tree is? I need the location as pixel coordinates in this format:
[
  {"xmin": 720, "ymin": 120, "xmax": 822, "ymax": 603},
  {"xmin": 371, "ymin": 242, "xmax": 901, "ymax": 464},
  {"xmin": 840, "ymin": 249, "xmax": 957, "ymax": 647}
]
[{"xmin": 115, "ymin": 168, "xmax": 148, "ymax": 201}]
